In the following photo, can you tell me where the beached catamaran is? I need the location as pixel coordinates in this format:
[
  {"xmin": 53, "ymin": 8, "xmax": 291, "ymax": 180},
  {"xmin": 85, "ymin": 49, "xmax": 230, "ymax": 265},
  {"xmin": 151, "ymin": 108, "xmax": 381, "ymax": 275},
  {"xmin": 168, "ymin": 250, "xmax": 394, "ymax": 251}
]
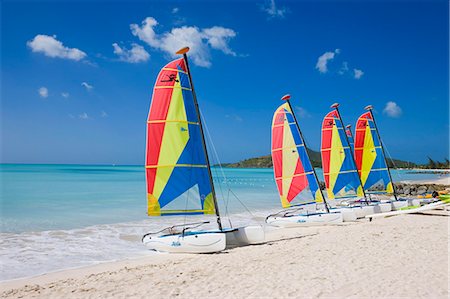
[
  {"xmin": 265, "ymin": 95, "xmax": 343, "ymax": 227},
  {"xmin": 320, "ymin": 103, "xmax": 391, "ymax": 219},
  {"xmin": 142, "ymin": 47, "xmax": 264, "ymax": 253},
  {"xmin": 354, "ymin": 106, "xmax": 398, "ymax": 201},
  {"xmin": 354, "ymin": 105, "xmax": 420, "ymax": 210},
  {"xmin": 321, "ymin": 104, "xmax": 365, "ymax": 200}
]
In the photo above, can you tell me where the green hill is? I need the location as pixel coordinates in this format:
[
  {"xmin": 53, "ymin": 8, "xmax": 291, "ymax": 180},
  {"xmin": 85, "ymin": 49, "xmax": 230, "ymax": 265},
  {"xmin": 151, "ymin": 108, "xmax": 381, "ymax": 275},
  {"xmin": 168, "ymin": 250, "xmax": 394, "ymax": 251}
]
[
  {"xmin": 222, "ymin": 148, "xmax": 321, "ymax": 168},
  {"xmin": 221, "ymin": 149, "xmax": 417, "ymax": 169}
]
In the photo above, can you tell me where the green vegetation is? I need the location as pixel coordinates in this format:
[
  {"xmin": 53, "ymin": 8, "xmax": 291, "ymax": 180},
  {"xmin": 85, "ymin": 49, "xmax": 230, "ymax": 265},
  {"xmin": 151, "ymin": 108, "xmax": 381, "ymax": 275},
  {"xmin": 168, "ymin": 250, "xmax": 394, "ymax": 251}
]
[
  {"xmin": 220, "ymin": 149, "xmax": 448, "ymax": 169},
  {"xmin": 219, "ymin": 148, "xmax": 322, "ymax": 168},
  {"xmin": 421, "ymin": 157, "xmax": 450, "ymax": 169}
]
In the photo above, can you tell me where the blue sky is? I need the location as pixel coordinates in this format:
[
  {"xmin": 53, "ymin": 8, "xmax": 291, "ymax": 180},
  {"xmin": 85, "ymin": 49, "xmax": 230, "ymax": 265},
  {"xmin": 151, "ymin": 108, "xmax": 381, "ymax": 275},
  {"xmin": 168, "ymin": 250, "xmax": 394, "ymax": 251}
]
[{"xmin": 1, "ymin": 0, "xmax": 448, "ymax": 165}]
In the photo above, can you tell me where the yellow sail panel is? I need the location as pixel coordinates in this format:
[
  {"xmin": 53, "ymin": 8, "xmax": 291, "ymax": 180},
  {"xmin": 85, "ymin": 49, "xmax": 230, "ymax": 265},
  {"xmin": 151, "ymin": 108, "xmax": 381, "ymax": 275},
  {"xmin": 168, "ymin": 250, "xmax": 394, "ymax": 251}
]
[
  {"xmin": 281, "ymin": 108, "xmax": 298, "ymax": 207},
  {"xmin": 360, "ymin": 124, "xmax": 377, "ymax": 186}
]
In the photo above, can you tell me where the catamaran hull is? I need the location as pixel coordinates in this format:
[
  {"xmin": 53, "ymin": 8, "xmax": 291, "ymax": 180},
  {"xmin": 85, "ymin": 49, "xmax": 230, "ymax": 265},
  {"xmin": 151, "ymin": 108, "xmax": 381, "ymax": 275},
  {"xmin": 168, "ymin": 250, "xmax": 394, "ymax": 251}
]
[
  {"xmin": 143, "ymin": 232, "xmax": 226, "ymax": 253},
  {"xmin": 366, "ymin": 201, "xmax": 450, "ymax": 220},
  {"xmin": 391, "ymin": 200, "xmax": 409, "ymax": 210},
  {"xmin": 266, "ymin": 212, "xmax": 343, "ymax": 228},
  {"xmin": 357, "ymin": 206, "xmax": 376, "ymax": 218},
  {"xmin": 329, "ymin": 208, "xmax": 358, "ymax": 222},
  {"xmin": 378, "ymin": 202, "xmax": 392, "ymax": 213},
  {"xmin": 225, "ymin": 226, "xmax": 265, "ymax": 246},
  {"xmin": 332, "ymin": 204, "xmax": 384, "ymax": 220},
  {"xmin": 333, "ymin": 206, "xmax": 379, "ymax": 222}
]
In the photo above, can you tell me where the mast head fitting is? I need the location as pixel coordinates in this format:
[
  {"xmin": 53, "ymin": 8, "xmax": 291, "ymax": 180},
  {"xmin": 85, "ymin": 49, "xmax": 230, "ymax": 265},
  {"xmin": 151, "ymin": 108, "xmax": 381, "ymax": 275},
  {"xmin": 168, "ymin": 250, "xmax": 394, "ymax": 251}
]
[
  {"xmin": 364, "ymin": 105, "xmax": 373, "ymax": 111},
  {"xmin": 176, "ymin": 47, "xmax": 190, "ymax": 55},
  {"xmin": 330, "ymin": 103, "xmax": 339, "ymax": 109},
  {"xmin": 281, "ymin": 94, "xmax": 291, "ymax": 101}
]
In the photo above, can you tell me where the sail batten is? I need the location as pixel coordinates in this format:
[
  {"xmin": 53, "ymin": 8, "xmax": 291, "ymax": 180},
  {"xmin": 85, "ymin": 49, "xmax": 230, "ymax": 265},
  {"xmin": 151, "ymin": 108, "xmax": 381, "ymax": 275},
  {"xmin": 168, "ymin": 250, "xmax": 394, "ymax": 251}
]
[
  {"xmin": 145, "ymin": 58, "xmax": 215, "ymax": 216},
  {"xmin": 271, "ymin": 103, "xmax": 323, "ymax": 208},
  {"xmin": 354, "ymin": 112, "xmax": 393, "ymax": 194},
  {"xmin": 321, "ymin": 110, "xmax": 363, "ymax": 199}
]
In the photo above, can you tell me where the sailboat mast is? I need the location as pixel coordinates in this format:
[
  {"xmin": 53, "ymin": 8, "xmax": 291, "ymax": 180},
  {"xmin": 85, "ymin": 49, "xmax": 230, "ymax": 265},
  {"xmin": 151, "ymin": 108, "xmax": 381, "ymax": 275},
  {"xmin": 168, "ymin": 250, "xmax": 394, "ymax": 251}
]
[
  {"xmin": 364, "ymin": 105, "xmax": 398, "ymax": 201},
  {"xmin": 331, "ymin": 103, "xmax": 368, "ymax": 202},
  {"xmin": 283, "ymin": 95, "xmax": 330, "ymax": 213},
  {"xmin": 176, "ymin": 47, "xmax": 223, "ymax": 231}
]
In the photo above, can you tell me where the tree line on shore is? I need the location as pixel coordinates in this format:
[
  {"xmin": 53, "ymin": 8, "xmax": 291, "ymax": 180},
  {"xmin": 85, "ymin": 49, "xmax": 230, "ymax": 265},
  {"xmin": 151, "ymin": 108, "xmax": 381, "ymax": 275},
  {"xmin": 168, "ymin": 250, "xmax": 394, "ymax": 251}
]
[{"xmin": 219, "ymin": 150, "xmax": 450, "ymax": 169}]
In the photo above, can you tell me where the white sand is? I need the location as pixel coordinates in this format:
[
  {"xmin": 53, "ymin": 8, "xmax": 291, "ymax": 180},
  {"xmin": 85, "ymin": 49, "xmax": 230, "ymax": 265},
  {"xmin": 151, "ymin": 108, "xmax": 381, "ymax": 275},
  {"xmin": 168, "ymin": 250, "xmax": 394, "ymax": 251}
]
[
  {"xmin": 400, "ymin": 176, "xmax": 450, "ymax": 185},
  {"xmin": 1, "ymin": 214, "xmax": 448, "ymax": 298}
]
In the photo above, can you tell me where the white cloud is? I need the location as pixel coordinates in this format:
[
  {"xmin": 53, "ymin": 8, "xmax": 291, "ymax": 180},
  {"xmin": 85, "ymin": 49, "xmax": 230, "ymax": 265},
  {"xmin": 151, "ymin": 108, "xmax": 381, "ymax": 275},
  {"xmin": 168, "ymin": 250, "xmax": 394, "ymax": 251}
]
[
  {"xmin": 81, "ymin": 82, "xmax": 93, "ymax": 91},
  {"xmin": 101, "ymin": 110, "xmax": 108, "ymax": 117},
  {"xmin": 61, "ymin": 92, "xmax": 69, "ymax": 98},
  {"xmin": 202, "ymin": 27, "xmax": 236, "ymax": 56},
  {"xmin": 261, "ymin": 0, "xmax": 288, "ymax": 19},
  {"xmin": 130, "ymin": 17, "xmax": 237, "ymax": 67},
  {"xmin": 353, "ymin": 68, "xmax": 364, "ymax": 79},
  {"xmin": 79, "ymin": 112, "xmax": 89, "ymax": 120},
  {"xmin": 112, "ymin": 43, "xmax": 150, "ymax": 63},
  {"xmin": 172, "ymin": 7, "xmax": 179, "ymax": 13},
  {"xmin": 27, "ymin": 34, "xmax": 86, "ymax": 61},
  {"xmin": 38, "ymin": 87, "xmax": 48, "ymax": 98},
  {"xmin": 295, "ymin": 106, "xmax": 311, "ymax": 118},
  {"xmin": 383, "ymin": 101, "xmax": 402, "ymax": 118},
  {"xmin": 316, "ymin": 49, "xmax": 339, "ymax": 73}
]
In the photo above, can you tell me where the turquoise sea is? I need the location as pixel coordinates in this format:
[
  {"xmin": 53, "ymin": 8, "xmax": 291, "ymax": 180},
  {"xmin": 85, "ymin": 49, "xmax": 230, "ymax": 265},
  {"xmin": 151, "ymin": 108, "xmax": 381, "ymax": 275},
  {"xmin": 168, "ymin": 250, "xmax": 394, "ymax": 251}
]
[{"xmin": 1, "ymin": 164, "xmax": 448, "ymax": 281}]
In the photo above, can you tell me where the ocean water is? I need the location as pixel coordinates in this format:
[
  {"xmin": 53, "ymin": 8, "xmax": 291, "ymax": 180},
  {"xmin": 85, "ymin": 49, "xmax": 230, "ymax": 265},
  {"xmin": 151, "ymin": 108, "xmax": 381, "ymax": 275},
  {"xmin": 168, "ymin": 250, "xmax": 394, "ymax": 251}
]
[{"xmin": 1, "ymin": 164, "xmax": 448, "ymax": 281}]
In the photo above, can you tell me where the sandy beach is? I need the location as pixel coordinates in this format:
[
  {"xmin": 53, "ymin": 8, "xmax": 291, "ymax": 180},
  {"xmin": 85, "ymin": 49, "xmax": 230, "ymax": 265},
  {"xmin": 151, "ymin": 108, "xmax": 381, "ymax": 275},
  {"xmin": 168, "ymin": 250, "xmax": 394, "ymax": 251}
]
[
  {"xmin": 1, "ymin": 213, "xmax": 448, "ymax": 299},
  {"xmin": 400, "ymin": 176, "xmax": 450, "ymax": 185}
]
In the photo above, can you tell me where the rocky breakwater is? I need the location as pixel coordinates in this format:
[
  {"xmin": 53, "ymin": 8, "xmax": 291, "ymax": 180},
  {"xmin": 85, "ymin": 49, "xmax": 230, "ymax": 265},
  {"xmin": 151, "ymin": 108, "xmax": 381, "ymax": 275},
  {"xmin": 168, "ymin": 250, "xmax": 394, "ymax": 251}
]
[
  {"xmin": 317, "ymin": 182, "xmax": 450, "ymax": 197},
  {"xmin": 393, "ymin": 183, "xmax": 449, "ymax": 196}
]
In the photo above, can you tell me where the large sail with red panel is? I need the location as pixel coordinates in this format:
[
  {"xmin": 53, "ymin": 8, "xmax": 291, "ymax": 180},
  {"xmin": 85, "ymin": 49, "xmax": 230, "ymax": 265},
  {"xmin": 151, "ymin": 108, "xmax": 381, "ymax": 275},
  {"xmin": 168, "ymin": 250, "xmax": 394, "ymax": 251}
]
[
  {"xmin": 271, "ymin": 103, "xmax": 323, "ymax": 208},
  {"xmin": 354, "ymin": 111, "xmax": 393, "ymax": 194},
  {"xmin": 145, "ymin": 58, "xmax": 215, "ymax": 216},
  {"xmin": 321, "ymin": 109, "xmax": 363, "ymax": 199}
]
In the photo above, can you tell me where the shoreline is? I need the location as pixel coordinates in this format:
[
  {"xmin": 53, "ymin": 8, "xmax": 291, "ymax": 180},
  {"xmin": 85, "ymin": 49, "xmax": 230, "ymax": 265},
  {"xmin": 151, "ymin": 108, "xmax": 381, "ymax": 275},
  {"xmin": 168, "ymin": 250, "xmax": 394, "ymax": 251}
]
[
  {"xmin": 1, "ymin": 214, "xmax": 448, "ymax": 298},
  {"xmin": 399, "ymin": 176, "xmax": 450, "ymax": 185}
]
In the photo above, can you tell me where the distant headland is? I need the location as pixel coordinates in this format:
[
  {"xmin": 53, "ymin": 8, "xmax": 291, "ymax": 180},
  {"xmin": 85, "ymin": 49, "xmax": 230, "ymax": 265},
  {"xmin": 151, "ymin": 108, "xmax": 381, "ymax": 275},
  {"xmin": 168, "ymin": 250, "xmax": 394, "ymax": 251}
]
[{"xmin": 217, "ymin": 149, "xmax": 449, "ymax": 170}]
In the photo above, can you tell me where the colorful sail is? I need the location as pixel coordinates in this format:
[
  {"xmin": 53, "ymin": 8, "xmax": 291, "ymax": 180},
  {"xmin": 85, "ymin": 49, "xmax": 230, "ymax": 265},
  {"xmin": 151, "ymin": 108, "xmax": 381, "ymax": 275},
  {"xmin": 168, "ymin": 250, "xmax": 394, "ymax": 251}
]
[
  {"xmin": 354, "ymin": 112, "xmax": 393, "ymax": 193},
  {"xmin": 145, "ymin": 58, "xmax": 215, "ymax": 216},
  {"xmin": 321, "ymin": 110, "xmax": 363, "ymax": 199},
  {"xmin": 271, "ymin": 103, "xmax": 324, "ymax": 208}
]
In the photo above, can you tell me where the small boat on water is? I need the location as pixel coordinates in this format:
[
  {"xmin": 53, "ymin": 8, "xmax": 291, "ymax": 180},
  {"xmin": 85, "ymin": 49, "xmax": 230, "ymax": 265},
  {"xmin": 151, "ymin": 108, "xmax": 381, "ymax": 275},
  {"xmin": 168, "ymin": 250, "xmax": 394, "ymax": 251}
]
[
  {"xmin": 142, "ymin": 47, "xmax": 264, "ymax": 253},
  {"xmin": 265, "ymin": 95, "xmax": 343, "ymax": 227}
]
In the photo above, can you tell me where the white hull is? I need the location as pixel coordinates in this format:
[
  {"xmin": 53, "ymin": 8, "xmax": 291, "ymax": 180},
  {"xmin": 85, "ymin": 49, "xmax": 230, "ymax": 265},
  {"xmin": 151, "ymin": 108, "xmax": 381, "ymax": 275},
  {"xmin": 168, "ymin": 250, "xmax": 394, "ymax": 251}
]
[
  {"xmin": 332, "ymin": 202, "xmax": 390, "ymax": 220},
  {"xmin": 391, "ymin": 200, "xmax": 409, "ymax": 210},
  {"xmin": 329, "ymin": 207, "xmax": 358, "ymax": 222},
  {"xmin": 333, "ymin": 205, "xmax": 380, "ymax": 222},
  {"xmin": 378, "ymin": 202, "xmax": 392, "ymax": 213},
  {"xmin": 143, "ymin": 232, "xmax": 226, "ymax": 253},
  {"xmin": 366, "ymin": 201, "xmax": 450, "ymax": 220},
  {"xmin": 266, "ymin": 212, "xmax": 343, "ymax": 228},
  {"xmin": 357, "ymin": 206, "xmax": 376, "ymax": 218},
  {"xmin": 225, "ymin": 226, "xmax": 265, "ymax": 246}
]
